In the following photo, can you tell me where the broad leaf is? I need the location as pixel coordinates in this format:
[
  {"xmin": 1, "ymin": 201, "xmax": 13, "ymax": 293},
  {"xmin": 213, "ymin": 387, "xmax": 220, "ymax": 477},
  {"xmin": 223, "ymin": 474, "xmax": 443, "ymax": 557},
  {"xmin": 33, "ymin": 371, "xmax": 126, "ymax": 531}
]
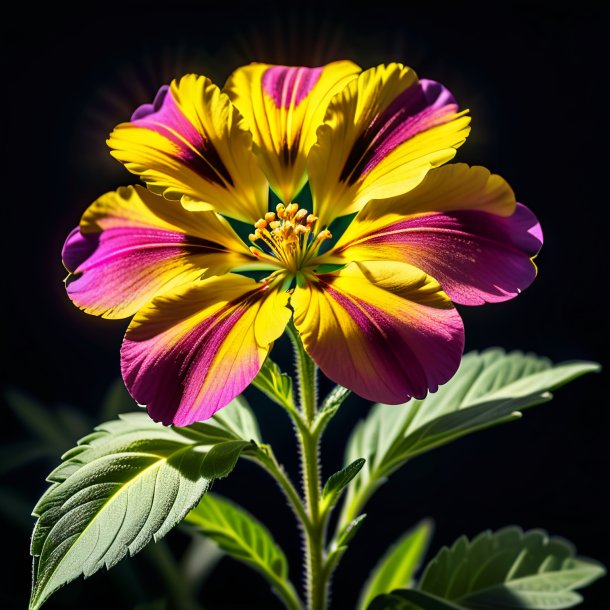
[
  {"xmin": 359, "ymin": 520, "xmax": 433, "ymax": 610},
  {"xmin": 340, "ymin": 350, "xmax": 599, "ymax": 529},
  {"xmin": 368, "ymin": 528, "xmax": 605, "ymax": 609},
  {"xmin": 322, "ymin": 458, "xmax": 365, "ymax": 510},
  {"xmin": 30, "ymin": 403, "xmax": 257, "ymax": 610},
  {"xmin": 418, "ymin": 527, "xmax": 606, "ymax": 609},
  {"xmin": 252, "ymin": 357, "xmax": 294, "ymax": 410},
  {"xmin": 186, "ymin": 493, "xmax": 299, "ymax": 605}
]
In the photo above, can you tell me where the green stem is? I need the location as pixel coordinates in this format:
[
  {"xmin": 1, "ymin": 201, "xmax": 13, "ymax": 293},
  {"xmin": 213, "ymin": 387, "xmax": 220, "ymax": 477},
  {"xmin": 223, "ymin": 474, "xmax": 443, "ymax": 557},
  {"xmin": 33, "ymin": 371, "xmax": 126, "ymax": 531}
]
[
  {"xmin": 287, "ymin": 325, "xmax": 328, "ymax": 610},
  {"xmin": 286, "ymin": 322, "xmax": 317, "ymax": 424}
]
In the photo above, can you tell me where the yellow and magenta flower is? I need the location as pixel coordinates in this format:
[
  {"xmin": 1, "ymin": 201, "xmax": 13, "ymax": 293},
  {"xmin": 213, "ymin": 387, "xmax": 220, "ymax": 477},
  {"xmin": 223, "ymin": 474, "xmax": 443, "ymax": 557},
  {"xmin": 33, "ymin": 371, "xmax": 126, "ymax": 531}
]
[{"xmin": 63, "ymin": 61, "xmax": 542, "ymax": 426}]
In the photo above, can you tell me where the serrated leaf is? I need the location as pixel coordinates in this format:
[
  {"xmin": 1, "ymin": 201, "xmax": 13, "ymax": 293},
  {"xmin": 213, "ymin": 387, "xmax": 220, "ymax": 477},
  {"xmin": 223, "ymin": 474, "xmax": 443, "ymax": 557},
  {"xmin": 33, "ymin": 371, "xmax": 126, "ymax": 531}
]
[
  {"xmin": 186, "ymin": 493, "xmax": 299, "ymax": 603},
  {"xmin": 252, "ymin": 357, "xmax": 294, "ymax": 409},
  {"xmin": 340, "ymin": 350, "xmax": 599, "ymax": 530},
  {"xmin": 414, "ymin": 527, "xmax": 605, "ymax": 609},
  {"xmin": 29, "ymin": 411, "xmax": 253, "ymax": 610},
  {"xmin": 359, "ymin": 520, "xmax": 433, "ymax": 610},
  {"xmin": 322, "ymin": 458, "xmax": 365, "ymax": 509}
]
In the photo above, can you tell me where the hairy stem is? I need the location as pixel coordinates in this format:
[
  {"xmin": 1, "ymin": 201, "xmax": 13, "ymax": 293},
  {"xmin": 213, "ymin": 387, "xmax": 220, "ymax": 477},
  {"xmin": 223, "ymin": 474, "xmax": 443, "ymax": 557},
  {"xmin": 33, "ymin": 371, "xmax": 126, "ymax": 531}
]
[{"xmin": 287, "ymin": 325, "xmax": 328, "ymax": 610}]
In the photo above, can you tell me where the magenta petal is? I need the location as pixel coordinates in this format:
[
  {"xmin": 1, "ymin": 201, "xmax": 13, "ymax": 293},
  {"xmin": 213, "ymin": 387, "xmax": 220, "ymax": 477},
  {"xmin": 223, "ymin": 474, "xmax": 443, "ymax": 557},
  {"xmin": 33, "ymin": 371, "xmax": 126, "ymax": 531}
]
[
  {"xmin": 402, "ymin": 204, "xmax": 543, "ymax": 305},
  {"xmin": 342, "ymin": 203, "xmax": 543, "ymax": 306},
  {"xmin": 62, "ymin": 227, "xmax": 99, "ymax": 272},
  {"xmin": 121, "ymin": 276, "xmax": 290, "ymax": 425}
]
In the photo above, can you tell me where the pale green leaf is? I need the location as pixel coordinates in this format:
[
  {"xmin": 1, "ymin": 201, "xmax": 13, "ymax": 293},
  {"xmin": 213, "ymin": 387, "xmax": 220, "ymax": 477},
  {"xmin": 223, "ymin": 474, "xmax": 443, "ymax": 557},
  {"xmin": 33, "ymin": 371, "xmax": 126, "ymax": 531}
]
[
  {"xmin": 322, "ymin": 458, "xmax": 365, "ymax": 509},
  {"xmin": 186, "ymin": 493, "xmax": 300, "ymax": 605},
  {"xmin": 359, "ymin": 520, "xmax": 433, "ymax": 610},
  {"xmin": 252, "ymin": 357, "xmax": 294, "ymax": 409},
  {"xmin": 206, "ymin": 395, "xmax": 261, "ymax": 443},
  {"xmin": 417, "ymin": 527, "xmax": 605, "ymax": 609},
  {"xmin": 340, "ymin": 350, "xmax": 599, "ymax": 530},
  {"xmin": 29, "ymin": 412, "xmax": 252, "ymax": 610}
]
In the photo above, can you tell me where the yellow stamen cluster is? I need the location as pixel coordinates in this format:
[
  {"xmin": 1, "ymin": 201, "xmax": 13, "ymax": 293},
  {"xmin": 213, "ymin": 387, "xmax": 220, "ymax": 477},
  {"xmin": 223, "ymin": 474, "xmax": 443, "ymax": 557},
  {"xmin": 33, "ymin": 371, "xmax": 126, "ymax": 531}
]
[{"xmin": 249, "ymin": 203, "xmax": 332, "ymax": 271}]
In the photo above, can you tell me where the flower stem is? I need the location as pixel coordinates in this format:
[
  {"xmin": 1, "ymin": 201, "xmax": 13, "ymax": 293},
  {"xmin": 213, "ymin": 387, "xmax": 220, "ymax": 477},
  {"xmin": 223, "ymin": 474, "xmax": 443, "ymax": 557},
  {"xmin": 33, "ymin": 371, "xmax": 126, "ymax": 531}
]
[{"xmin": 286, "ymin": 324, "xmax": 328, "ymax": 610}]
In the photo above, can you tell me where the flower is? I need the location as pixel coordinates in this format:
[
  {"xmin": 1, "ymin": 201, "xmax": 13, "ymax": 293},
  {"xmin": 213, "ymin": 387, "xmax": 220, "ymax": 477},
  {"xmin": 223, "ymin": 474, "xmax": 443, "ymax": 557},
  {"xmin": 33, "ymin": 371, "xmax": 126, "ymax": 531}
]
[{"xmin": 63, "ymin": 62, "xmax": 542, "ymax": 426}]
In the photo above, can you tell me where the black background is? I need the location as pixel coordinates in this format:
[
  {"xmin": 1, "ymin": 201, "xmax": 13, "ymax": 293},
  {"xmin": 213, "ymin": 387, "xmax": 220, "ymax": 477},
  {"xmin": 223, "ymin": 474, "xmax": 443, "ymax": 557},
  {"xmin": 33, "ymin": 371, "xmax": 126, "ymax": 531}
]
[{"xmin": 2, "ymin": 2, "xmax": 608, "ymax": 609}]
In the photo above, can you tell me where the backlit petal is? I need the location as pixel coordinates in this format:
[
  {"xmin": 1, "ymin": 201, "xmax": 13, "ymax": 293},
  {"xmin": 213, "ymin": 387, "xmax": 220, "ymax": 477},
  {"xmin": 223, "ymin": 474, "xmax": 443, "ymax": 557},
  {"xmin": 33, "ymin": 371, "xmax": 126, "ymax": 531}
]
[
  {"xmin": 225, "ymin": 61, "xmax": 359, "ymax": 203},
  {"xmin": 108, "ymin": 75, "xmax": 268, "ymax": 223},
  {"xmin": 63, "ymin": 185, "xmax": 252, "ymax": 319},
  {"xmin": 121, "ymin": 275, "xmax": 291, "ymax": 425},
  {"xmin": 331, "ymin": 165, "xmax": 543, "ymax": 305},
  {"xmin": 308, "ymin": 63, "xmax": 471, "ymax": 227},
  {"xmin": 292, "ymin": 261, "xmax": 464, "ymax": 404}
]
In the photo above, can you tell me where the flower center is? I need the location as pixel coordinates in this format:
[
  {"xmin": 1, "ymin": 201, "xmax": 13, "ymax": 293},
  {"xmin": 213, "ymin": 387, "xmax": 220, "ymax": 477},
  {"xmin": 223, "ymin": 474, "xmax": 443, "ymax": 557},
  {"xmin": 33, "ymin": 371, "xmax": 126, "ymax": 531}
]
[{"xmin": 249, "ymin": 203, "xmax": 332, "ymax": 274}]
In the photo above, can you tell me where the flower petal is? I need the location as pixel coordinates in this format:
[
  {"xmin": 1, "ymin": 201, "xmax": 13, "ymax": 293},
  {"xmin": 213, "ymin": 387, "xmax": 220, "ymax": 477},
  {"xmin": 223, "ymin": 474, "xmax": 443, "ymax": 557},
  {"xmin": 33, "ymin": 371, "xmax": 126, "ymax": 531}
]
[
  {"xmin": 331, "ymin": 165, "xmax": 543, "ymax": 305},
  {"xmin": 308, "ymin": 63, "xmax": 471, "ymax": 227},
  {"xmin": 224, "ymin": 61, "xmax": 360, "ymax": 203},
  {"xmin": 292, "ymin": 261, "xmax": 464, "ymax": 404},
  {"xmin": 121, "ymin": 275, "xmax": 291, "ymax": 425},
  {"xmin": 108, "ymin": 75, "xmax": 268, "ymax": 223},
  {"xmin": 63, "ymin": 185, "xmax": 253, "ymax": 319}
]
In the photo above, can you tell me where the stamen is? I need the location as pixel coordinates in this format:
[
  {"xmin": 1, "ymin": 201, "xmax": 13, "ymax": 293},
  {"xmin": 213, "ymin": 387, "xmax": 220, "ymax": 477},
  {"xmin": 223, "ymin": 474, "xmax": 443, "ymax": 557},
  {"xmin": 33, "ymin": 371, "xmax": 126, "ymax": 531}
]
[{"xmin": 250, "ymin": 203, "xmax": 330, "ymax": 272}]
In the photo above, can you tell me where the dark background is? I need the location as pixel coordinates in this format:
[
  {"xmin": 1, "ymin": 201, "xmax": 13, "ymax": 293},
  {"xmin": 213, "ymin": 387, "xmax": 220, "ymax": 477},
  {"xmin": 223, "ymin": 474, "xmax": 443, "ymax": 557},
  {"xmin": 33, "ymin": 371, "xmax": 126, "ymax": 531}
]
[{"xmin": 2, "ymin": 2, "xmax": 608, "ymax": 608}]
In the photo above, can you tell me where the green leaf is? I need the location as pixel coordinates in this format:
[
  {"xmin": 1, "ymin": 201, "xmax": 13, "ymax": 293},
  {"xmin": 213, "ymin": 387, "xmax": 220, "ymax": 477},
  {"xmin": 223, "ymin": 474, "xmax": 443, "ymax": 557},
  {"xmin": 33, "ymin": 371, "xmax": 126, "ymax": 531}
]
[
  {"xmin": 336, "ymin": 514, "xmax": 367, "ymax": 547},
  {"xmin": 206, "ymin": 394, "xmax": 261, "ymax": 443},
  {"xmin": 200, "ymin": 440, "xmax": 252, "ymax": 478},
  {"xmin": 29, "ymin": 412, "xmax": 251, "ymax": 610},
  {"xmin": 326, "ymin": 514, "xmax": 368, "ymax": 577},
  {"xmin": 252, "ymin": 357, "xmax": 294, "ymax": 410},
  {"xmin": 414, "ymin": 527, "xmax": 605, "ymax": 609},
  {"xmin": 340, "ymin": 350, "xmax": 599, "ymax": 530},
  {"xmin": 100, "ymin": 378, "xmax": 139, "ymax": 420},
  {"xmin": 4, "ymin": 387, "xmax": 74, "ymax": 449},
  {"xmin": 367, "ymin": 589, "xmax": 464, "ymax": 610},
  {"xmin": 322, "ymin": 458, "xmax": 365, "ymax": 510},
  {"xmin": 359, "ymin": 520, "xmax": 433, "ymax": 610},
  {"xmin": 186, "ymin": 493, "xmax": 299, "ymax": 604}
]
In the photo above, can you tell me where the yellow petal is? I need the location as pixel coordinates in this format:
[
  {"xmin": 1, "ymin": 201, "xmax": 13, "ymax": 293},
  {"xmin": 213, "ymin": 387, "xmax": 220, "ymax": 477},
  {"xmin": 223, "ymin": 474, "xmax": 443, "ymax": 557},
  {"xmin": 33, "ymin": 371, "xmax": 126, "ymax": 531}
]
[
  {"xmin": 63, "ymin": 185, "xmax": 253, "ymax": 319},
  {"xmin": 308, "ymin": 63, "xmax": 471, "ymax": 227},
  {"xmin": 224, "ymin": 61, "xmax": 360, "ymax": 203},
  {"xmin": 108, "ymin": 75, "xmax": 268, "ymax": 223},
  {"xmin": 292, "ymin": 261, "xmax": 463, "ymax": 403}
]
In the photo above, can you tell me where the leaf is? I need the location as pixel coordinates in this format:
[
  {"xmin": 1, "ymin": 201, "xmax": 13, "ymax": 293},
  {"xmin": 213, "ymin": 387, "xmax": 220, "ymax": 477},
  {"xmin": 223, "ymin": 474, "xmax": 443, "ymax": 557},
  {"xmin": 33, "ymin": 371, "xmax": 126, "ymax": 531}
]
[
  {"xmin": 186, "ymin": 493, "xmax": 299, "ymax": 602},
  {"xmin": 359, "ymin": 520, "xmax": 433, "ymax": 610},
  {"xmin": 414, "ymin": 527, "xmax": 605, "ymax": 609},
  {"xmin": 252, "ymin": 357, "xmax": 294, "ymax": 410},
  {"xmin": 29, "ymin": 412, "xmax": 250, "ymax": 610},
  {"xmin": 337, "ymin": 514, "xmax": 368, "ymax": 547},
  {"xmin": 207, "ymin": 395, "xmax": 261, "ymax": 443},
  {"xmin": 100, "ymin": 378, "xmax": 140, "ymax": 420},
  {"xmin": 326, "ymin": 514, "xmax": 368, "ymax": 576},
  {"xmin": 200, "ymin": 440, "xmax": 252, "ymax": 478},
  {"xmin": 367, "ymin": 589, "xmax": 464, "ymax": 610},
  {"xmin": 4, "ymin": 387, "xmax": 74, "ymax": 449},
  {"xmin": 340, "ymin": 350, "xmax": 599, "ymax": 529},
  {"xmin": 322, "ymin": 458, "xmax": 365, "ymax": 510}
]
